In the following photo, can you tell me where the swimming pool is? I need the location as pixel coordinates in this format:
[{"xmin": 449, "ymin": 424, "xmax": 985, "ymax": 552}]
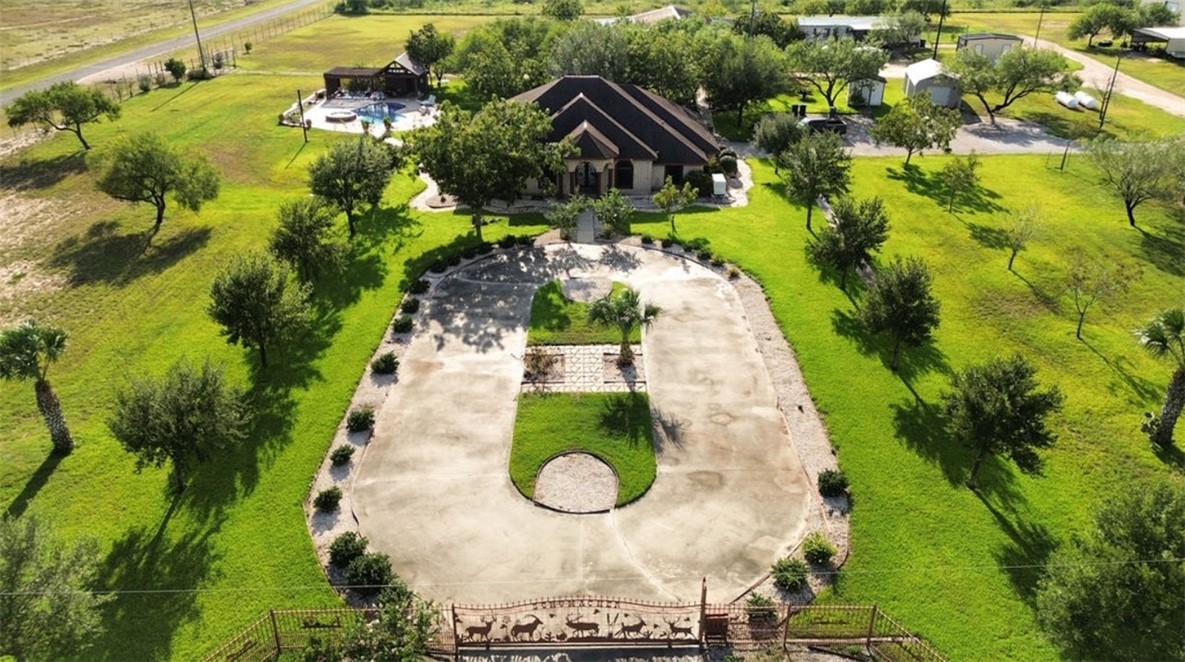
[{"xmin": 355, "ymin": 102, "xmax": 406, "ymax": 124}]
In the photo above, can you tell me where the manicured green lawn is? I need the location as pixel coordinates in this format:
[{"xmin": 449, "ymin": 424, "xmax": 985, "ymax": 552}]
[
  {"xmin": 510, "ymin": 392, "xmax": 657, "ymax": 506},
  {"xmin": 641, "ymin": 154, "xmax": 1183, "ymax": 660},
  {"xmin": 1003, "ymin": 89, "xmax": 1185, "ymax": 140},
  {"xmin": 528, "ymin": 280, "xmax": 636, "ymax": 346},
  {"xmin": 0, "ymin": 68, "xmax": 546, "ymax": 659}
]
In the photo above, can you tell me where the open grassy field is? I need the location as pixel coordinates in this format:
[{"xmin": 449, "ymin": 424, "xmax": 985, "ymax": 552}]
[
  {"xmin": 510, "ymin": 392, "xmax": 657, "ymax": 506},
  {"xmin": 1, "ymin": 10, "xmax": 1183, "ymax": 661},
  {"xmin": 528, "ymin": 280, "xmax": 637, "ymax": 346},
  {"xmin": 944, "ymin": 11, "xmax": 1185, "ymax": 96},
  {"xmin": 0, "ymin": 49, "xmax": 547, "ymax": 661}
]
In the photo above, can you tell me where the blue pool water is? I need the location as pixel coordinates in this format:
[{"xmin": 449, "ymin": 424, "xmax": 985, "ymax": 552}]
[{"xmin": 355, "ymin": 102, "xmax": 406, "ymax": 124}]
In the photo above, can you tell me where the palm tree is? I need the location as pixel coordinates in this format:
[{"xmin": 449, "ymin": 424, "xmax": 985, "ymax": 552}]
[
  {"xmin": 1138, "ymin": 308, "xmax": 1185, "ymax": 447},
  {"xmin": 0, "ymin": 321, "xmax": 74, "ymax": 454},
  {"xmin": 588, "ymin": 289, "xmax": 661, "ymax": 366}
]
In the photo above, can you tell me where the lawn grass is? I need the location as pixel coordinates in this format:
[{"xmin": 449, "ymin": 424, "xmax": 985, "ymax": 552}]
[
  {"xmin": 641, "ymin": 154, "xmax": 1184, "ymax": 660},
  {"xmin": 528, "ymin": 280, "xmax": 637, "ymax": 346},
  {"xmin": 0, "ymin": 67, "xmax": 547, "ymax": 659},
  {"xmin": 510, "ymin": 392, "xmax": 657, "ymax": 506}
]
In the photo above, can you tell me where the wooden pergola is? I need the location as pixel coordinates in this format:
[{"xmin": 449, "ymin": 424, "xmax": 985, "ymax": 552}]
[{"xmin": 322, "ymin": 52, "xmax": 427, "ymax": 97}]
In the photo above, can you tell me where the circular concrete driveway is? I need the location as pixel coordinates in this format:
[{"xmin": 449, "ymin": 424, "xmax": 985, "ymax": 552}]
[{"xmin": 350, "ymin": 243, "xmax": 810, "ymax": 604}]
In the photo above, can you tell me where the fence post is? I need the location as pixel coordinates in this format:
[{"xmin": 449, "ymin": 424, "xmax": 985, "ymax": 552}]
[
  {"xmin": 269, "ymin": 609, "xmax": 283, "ymax": 655},
  {"xmin": 781, "ymin": 605, "xmax": 791, "ymax": 651},
  {"xmin": 865, "ymin": 603, "xmax": 878, "ymax": 649},
  {"xmin": 697, "ymin": 577, "xmax": 707, "ymax": 650},
  {"xmin": 450, "ymin": 604, "xmax": 459, "ymax": 659}
]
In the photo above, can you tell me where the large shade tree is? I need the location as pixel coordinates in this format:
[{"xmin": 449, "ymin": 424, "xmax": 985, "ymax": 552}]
[
  {"xmin": 1036, "ymin": 481, "xmax": 1185, "ymax": 661},
  {"xmin": 808, "ymin": 196, "xmax": 890, "ymax": 290},
  {"xmin": 411, "ymin": 99, "xmax": 573, "ymax": 243},
  {"xmin": 941, "ymin": 355, "xmax": 1064, "ymax": 489},
  {"xmin": 870, "ymin": 94, "xmax": 960, "ymax": 166},
  {"xmin": 701, "ymin": 33, "xmax": 788, "ymax": 125},
  {"xmin": 859, "ymin": 255, "xmax": 942, "ymax": 371},
  {"xmin": 5, "ymin": 81, "xmax": 120, "ymax": 151},
  {"xmin": 624, "ymin": 26, "xmax": 701, "ymax": 105},
  {"xmin": 1138, "ymin": 307, "xmax": 1185, "ymax": 447},
  {"xmin": 269, "ymin": 197, "xmax": 346, "ymax": 283},
  {"xmin": 785, "ymin": 38, "xmax": 889, "ymax": 109},
  {"xmin": 109, "ymin": 359, "xmax": 249, "ymax": 493},
  {"xmin": 208, "ymin": 253, "xmax": 311, "ymax": 369},
  {"xmin": 550, "ymin": 22, "xmax": 629, "ymax": 81},
  {"xmin": 0, "ymin": 515, "xmax": 111, "ymax": 661},
  {"xmin": 778, "ymin": 130, "xmax": 852, "ymax": 232},
  {"xmin": 405, "ymin": 23, "xmax": 454, "ymax": 88},
  {"xmin": 1088, "ymin": 137, "xmax": 1181, "ymax": 227},
  {"xmin": 308, "ymin": 138, "xmax": 397, "ymax": 239},
  {"xmin": 0, "ymin": 321, "xmax": 74, "ymax": 454},
  {"xmin": 95, "ymin": 132, "xmax": 220, "ymax": 236},
  {"xmin": 588, "ymin": 288, "xmax": 661, "ymax": 366},
  {"xmin": 949, "ymin": 47, "xmax": 1078, "ymax": 125}
]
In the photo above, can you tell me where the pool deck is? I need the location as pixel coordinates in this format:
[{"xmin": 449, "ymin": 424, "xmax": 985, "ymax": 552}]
[{"xmin": 299, "ymin": 94, "xmax": 439, "ymax": 137}]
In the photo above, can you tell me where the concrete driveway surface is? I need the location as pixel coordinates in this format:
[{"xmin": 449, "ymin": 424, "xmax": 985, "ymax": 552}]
[{"xmin": 350, "ymin": 243, "xmax": 811, "ymax": 604}]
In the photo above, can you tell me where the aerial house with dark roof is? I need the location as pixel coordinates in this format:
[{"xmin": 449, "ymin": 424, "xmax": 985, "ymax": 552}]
[
  {"xmin": 511, "ymin": 75, "xmax": 720, "ymax": 198},
  {"xmin": 322, "ymin": 52, "xmax": 428, "ymax": 97}
]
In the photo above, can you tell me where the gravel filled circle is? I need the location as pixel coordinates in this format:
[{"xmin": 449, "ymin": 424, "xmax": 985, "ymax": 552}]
[{"xmin": 533, "ymin": 452, "xmax": 619, "ymax": 513}]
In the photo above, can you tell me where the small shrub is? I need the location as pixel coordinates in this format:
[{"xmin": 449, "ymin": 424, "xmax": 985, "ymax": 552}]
[
  {"xmin": 330, "ymin": 445, "xmax": 355, "ymax": 466},
  {"xmin": 400, "ymin": 298, "xmax": 420, "ymax": 314},
  {"xmin": 640, "ymin": 235, "xmax": 654, "ymax": 245},
  {"xmin": 802, "ymin": 532, "xmax": 837, "ymax": 566},
  {"xmin": 461, "ymin": 245, "xmax": 478, "ymax": 259},
  {"xmin": 728, "ymin": 266, "xmax": 741, "ymax": 280},
  {"xmin": 314, "ymin": 486, "xmax": 343, "ymax": 512},
  {"xmin": 697, "ymin": 249, "xmax": 713, "ymax": 262},
  {"xmin": 720, "ymin": 146, "xmax": 738, "ymax": 159},
  {"xmin": 391, "ymin": 315, "xmax": 414, "ymax": 334},
  {"xmin": 137, "ymin": 75, "xmax": 152, "ymax": 93},
  {"xmin": 516, "ymin": 235, "xmax": 534, "ymax": 246},
  {"xmin": 446, "ymin": 253, "xmax": 462, "ymax": 266},
  {"xmin": 685, "ymin": 170, "xmax": 712, "ymax": 198},
  {"xmin": 772, "ymin": 557, "xmax": 809, "ymax": 592},
  {"xmin": 345, "ymin": 552, "xmax": 393, "ymax": 596},
  {"xmin": 476, "ymin": 242, "xmax": 494, "ymax": 255},
  {"xmin": 720, "ymin": 154, "xmax": 739, "ymax": 177},
  {"xmin": 746, "ymin": 593, "xmax": 777, "ymax": 624},
  {"xmin": 346, "ymin": 408, "xmax": 374, "ymax": 433},
  {"xmin": 371, "ymin": 351, "xmax": 398, "ymax": 375},
  {"xmin": 498, "ymin": 235, "xmax": 516, "ymax": 249},
  {"xmin": 429, "ymin": 260, "xmax": 447, "ymax": 273},
  {"xmin": 153, "ymin": 72, "xmax": 168, "ymax": 87},
  {"xmin": 328, "ymin": 531, "xmax": 368, "ymax": 567},
  {"xmin": 817, "ymin": 468, "xmax": 849, "ymax": 497},
  {"xmin": 409, "ymin": 278, "xmax": 430, "ymax": 294},
  {"xmin": 244, "ymin": 41, "xmax": 253, "ymax": 54}
]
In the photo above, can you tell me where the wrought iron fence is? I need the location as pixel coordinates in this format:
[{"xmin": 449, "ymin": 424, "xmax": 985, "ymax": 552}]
[{"xmin": 204, "ymin": 600, "xmax": 944, "ymax": 661}]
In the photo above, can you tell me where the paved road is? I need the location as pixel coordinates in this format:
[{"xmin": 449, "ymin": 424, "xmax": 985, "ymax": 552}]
[
  {"xmin": 0, "ymin": 0, "xmax": 330, "ymax": 106},
  {"xmin": 1028, "ymin": 36, "xmax": 1185, "ymax": 119},
  {"xmin": 351, "ymin": 243, "xmax": 811, "ymax": 604}
]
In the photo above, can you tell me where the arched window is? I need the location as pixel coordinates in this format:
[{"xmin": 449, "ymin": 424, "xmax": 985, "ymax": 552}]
[{"xmin": 614, "ymin": 160, "xmax": 634, "ymax": 190}]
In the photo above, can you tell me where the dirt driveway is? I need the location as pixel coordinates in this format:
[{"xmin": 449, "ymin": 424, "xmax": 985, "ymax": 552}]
[{"xmin": 349, "ymin": 244, "xmax": 811, "ymax": 604}]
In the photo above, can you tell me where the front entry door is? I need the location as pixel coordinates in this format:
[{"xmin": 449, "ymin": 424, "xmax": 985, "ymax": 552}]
[{"xmin": 575, "ymin": 162, "xmax": 600, "ymax": 196}]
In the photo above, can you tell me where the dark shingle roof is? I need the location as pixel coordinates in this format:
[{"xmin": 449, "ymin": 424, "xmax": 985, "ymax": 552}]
[{"xmin": 512, "ymin": 76, "xmax": 717, "ymax": 166}]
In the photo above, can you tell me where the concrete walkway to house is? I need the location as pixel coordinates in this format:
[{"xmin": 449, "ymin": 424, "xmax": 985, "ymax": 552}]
[{"xmin": 349, "ymin": 243, "xmax": 811, "ymax": 604}]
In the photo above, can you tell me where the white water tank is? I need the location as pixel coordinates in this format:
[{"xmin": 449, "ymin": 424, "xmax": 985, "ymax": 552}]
[
  {"xmin": 1055, "ymin": 91, "xmax": 1080, "ymax": 109},
  {"xmin": 1074, "ymin": 91, "xmax": 1100, "ymax": 110}
]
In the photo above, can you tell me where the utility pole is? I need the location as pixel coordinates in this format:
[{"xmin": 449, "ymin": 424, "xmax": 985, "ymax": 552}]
[
  {"xmin": 296, "ymin": 90, "xmax": 309, "ymax": 143},
  {"xmin": 932, "ymin": 0, "xmax": 948, "ymax": 60},
  {"xmin": 1098, "ymin": 54, "xmax": 1121, "ymax": 130},
  {"xmin": 188, "ymin": 0, "xmax": 208, "ymax": 74},
  {"xmin": 1034, "ymin": 2, "xmax": 1047, "ymax": 45}
]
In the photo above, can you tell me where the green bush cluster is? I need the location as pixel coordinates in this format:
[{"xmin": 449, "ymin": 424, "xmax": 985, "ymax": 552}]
[
  {"xmin": 314, "ymin": 486, "xmax": 343, "ymax": 512},
  {"xmin": 330, "ymin": 445, "xmax": 355, "ymax": 466},
  {"xmin": 371, "ymin": 351, "xmax": 398, "ymax": 375},
  {"xmin": 329, "ymin": 531, "xmax": 368, "ymax": 568},
  {"xmin": 400, "ymin": 298, "xmax": 420, "ymax": 314},
  {"xmin": 392, "ymin": 315, "xmax": 414, "ymax": 334},
  {"xmin": 772, "ymin": 557, "xmax": 809, "ymax": 592},
  {"xmin": 817, "ymin": 468, "xmax": 849, "ymax": 497},
  {"xmin": 802, "ymin": 532, "xmax": 837, "ymax": 566},
  {"xmin": 344, "ymin": 552, "xmax": 393, "ymax": 596},
  {"xmin": 346, "ymin": 408, "xmax": 374, "ymax": 432},
  {"xmin": 409, "ymin": 279, "xmax": 430, "ymax": 295}
]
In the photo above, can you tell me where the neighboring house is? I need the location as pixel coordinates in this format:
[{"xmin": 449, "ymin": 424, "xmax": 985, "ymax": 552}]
[
  {"xmin": 797, "ymin": 15, "xmax": 918, "ymax": 44},
  {"xmin": 511, "ymin": 75, "xmax": 719, "ymax": 197},
  {"xmin": 322, "ymin": 52, "xmax": 428, "ymax": 97},
  {"xmin": 956, "ymin": 33, "xmax": 1023, "ymax": 62},
  {"xmin": 904, "ymin": 58, "xmax": 961, "ymax": 108},
  {"xmin": 849, "ymin": 75, "xmax": 886, "ymax": 107},
  {"xmin": 1132, "ymin": 26, "xmax": 1185, "ymax": 58},
  {"xmin": 595, "ymin": 5, "xmax": 691, "ymax": 26}
]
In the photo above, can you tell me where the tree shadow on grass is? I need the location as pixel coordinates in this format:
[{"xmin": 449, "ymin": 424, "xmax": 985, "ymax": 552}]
[
  {"xmin": 965, "ymin": 222, "xmax": 1009, "ymax": 250},
  {"xmin": 49, "ymin": 221, "xmax": 211, "ymax": 286},
  {"xmin": 4, "ymin": 452, "xmax": 62, "ymax": 519},
  {"xmin": 1137, "ymin": 222, "xmax": 1184, "ymax": 277},
  {"xmin": 1081, "ymin": 339, "xmax": 1162, "ymax": 406},
  {"xmin": 886, "ymin": 164, "xmax": 1005, "ymax": 214},
  {"xmin": 529, "ymin": 281, "xmax": 572, "ymax": 334},
  {"xmin": 889, "ymin": 396, "xmax": 966, "ymax": 488},
  {"xmin": 599, "ymin": 392, "xmax": 651, "ymax": 447},
  {"xmin": 0, "ymin": 151, "xmax": 88, "ymax": 190},
  {"xmin": 311, "ymin": 240, "xmax": 388, "ymax": 312},
  {"xmin": 831, "ymin": 307, "xmax": 951, "ymax": 395},
  {"xmin": 976, "ymin": 490, "xmax": 1059, "ymax": 607},
  {"xmin": 93, "ymin": 502, "xmax": 222, "ymax": 661},
  {"xmin": 1152, "ymin": 442, "xmax": 1185, "ymax": 473},
  {"xmin": 358, "ymin": 202, "xmax": 421, "ymax": 255}
]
